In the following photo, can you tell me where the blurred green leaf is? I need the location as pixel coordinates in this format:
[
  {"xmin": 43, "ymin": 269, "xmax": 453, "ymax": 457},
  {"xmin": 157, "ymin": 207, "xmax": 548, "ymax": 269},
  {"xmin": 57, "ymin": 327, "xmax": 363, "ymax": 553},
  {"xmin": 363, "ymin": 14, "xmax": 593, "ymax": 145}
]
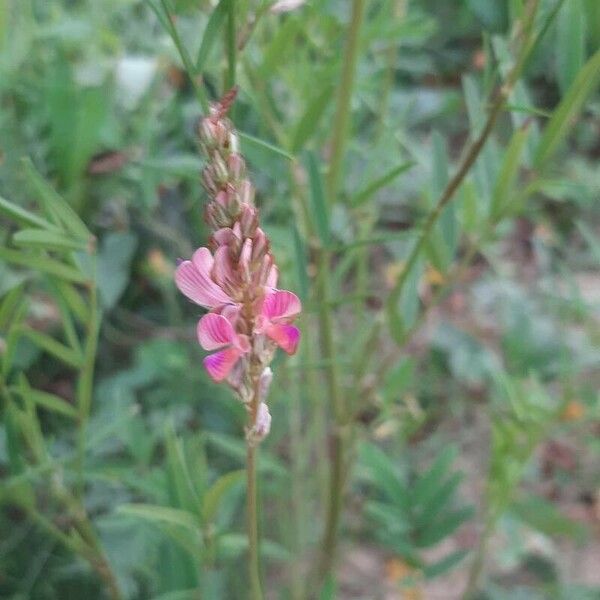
[
  {"xmin": 11, "ymin": 385, "xmax": 78, "ymax": 420},
  {"xmin": 19, "ymin": 327, "xmax": 84, "ymax": 369},
  {"xmin": 196, "ymin": 0, "xmax": 230, "ymax": 73},
  {"xmin": 556, "ymin": 0, "xmax": 586, "ymax": 94},
  {"xmin": 97, "ymin": 232, "xmax": 137, "ymax": 310},
  {"xmin": 0, "ymin": 195, "xmax": 57, "ymax": 231},
  {"xmin": 13, "ymin": 228, "xmax": 88, "ymax": 252},
  {"xmin": 21, "ymin": 158, "xmax": 90, "ymax": 239},
  {"xmin": 534, "ymin": 48, "xmax": 600, "ymax": 168},
  {"xmin": 0, "ymin": 248, "xmax": 87, "ymax": 284},
  {"xmin": 290, "ymin": 84, "xmax": 335, "ymax": 153},
  {"xmin": 350, "ymin": 161, "xmax": 415, "ymax": 208},
  {"xmin": 491, "ymin": 123, "xmax": 530, "ymax": 220},
  {"xmin": 202, "ymin": 469, "xmax": 244, "ymax": 523}
]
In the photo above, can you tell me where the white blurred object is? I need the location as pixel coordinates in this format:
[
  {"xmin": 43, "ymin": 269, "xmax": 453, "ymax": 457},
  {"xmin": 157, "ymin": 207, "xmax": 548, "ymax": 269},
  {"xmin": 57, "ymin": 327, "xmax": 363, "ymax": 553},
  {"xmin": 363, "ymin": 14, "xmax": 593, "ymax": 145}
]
[
  {"xmin": 270, "ymin": 0, "xmax": 307, "ymax": 14},
  {"xmin": 115, "ymin": 56, "xmax": 157, "ymax": 109}
]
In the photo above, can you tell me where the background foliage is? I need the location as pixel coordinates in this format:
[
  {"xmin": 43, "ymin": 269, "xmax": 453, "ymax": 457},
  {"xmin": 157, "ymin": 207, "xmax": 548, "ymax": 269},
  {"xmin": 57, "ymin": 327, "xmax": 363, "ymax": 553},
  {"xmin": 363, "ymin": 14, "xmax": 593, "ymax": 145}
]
[{"xmin": 1, "ymin": 0, "xmax": 599, "ymax": 598}]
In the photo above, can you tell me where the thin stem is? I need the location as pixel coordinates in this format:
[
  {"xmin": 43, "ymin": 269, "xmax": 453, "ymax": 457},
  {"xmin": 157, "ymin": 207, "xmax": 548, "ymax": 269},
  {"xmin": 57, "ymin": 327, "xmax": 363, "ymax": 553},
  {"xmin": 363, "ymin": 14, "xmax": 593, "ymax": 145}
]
[
  {"xmin": 463, "ymin": 518, "xmax": 494, "ymax": 599},
  {"xmin": 76, "ymin": 257, "xmax": 99, "ymax": 498},
  {"xmin": 246, "ymin": 443, "xmax": 263, "ymax": 600},
  {"xmin": 225, "ymin": 0, "xmax": 237, "ymax": 89},
  {"xmin": 315, "ymin": 0, "xmax": 367, "ymax": 586},
  {"xmin": 314, "ymin": 248, "xmax": 347, "ymax": 586},
  {"xmin": 246, "ymin": 377, "xmax": 263, "ymax": 600},
  {"xmin": 326, "ymin": 0, "xmax": 366, "ymax": 202}
]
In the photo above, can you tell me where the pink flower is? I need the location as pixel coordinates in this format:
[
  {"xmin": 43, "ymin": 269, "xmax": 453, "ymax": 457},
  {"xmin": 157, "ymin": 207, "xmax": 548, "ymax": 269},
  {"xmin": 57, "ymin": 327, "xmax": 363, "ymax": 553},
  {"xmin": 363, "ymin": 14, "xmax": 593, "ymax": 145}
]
[
  {"xmin": 197, "ymin": 313, "xmax": 250, "ymax": 381},
  {"xmin": 175, "ymin": 247, "xmax": 234, "ymax": 308},
  {"xmin": 256, "ymin": 290, "xmax": 301, "ymax": 355}
]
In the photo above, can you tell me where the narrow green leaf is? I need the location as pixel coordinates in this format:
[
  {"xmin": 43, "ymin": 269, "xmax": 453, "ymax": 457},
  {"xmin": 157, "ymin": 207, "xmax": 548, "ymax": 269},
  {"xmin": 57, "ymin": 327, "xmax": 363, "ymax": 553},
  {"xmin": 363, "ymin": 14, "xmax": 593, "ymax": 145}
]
[
  {"xmin": 290, "ymin": 84, "xmax": 335, "ymax": 153},
  {"xmin": 424, "ymin": 550, "xmax": 468, "ymax": 579},
  {"xmin": 358, "ymin": 442, "xmax": 410, "ymax": 511},
  {"xmin": 13, "ymin": 228, "xmax": 88, "ymax": 252},
  {"xmin": 118, "ymin": 504, "xmax": 199, "ymax": 532},
  {"xmin": 164, "ymin": 423, "xmax": 202, "ymax": 514},
  {"xmin": 0, "ymin": 248, "xmax": 87, "ymax": 284},
  {"xmin": 491, "ymin": 124, "xmax": 530, "ymax": 220},
  {"xmin": 19, "ymin": 327, "xmax": 83, "ymax": 369},
  {"xmin": 0, "ymin": 195, "xmax": 57, "ymax": 231},
  {"xmin": 51, "ymin": 279, "xmax": 89, "ymax": 324},
  {"xmin": 351, "ymin": 162, "xmax": 415, "ymax": 207},
  {"xmin": 412, "ymin": 446, "xmax": 458, "ymax": 507},
  {"xmin": 305, "ymin": 150, "xmax": 331, "ymax": 247},
  {"xmin": 21, "ymin": 158, "xmax": 91, "ymax": 239},
  {"xmin": 202, "ymin": 470, "xmax": 244, "ymax": 523},
  {"xmin": 416, "ymin": 507, "xmax": 474, "ymax": 547},
  {"xmin": 0, "ymin": 285, "xmax": 25, "ymax": 332},
  {"xmin": 11, "ymin": 385, "xmax": 78, "ymax": 419},
  {"xmin": 535, "ymin": 48, "xmax": 600, "ymax": 168},
  {"xmin": 196, "ymin": 0, "xmax": 230, "ymax": 72},
  {"xmin": 238, "ymin": 131, "xmax": 294, "ymax": 161},
  {"xmin": 556, "ymin": 0, "xmax": 586, "ymax": 94}
]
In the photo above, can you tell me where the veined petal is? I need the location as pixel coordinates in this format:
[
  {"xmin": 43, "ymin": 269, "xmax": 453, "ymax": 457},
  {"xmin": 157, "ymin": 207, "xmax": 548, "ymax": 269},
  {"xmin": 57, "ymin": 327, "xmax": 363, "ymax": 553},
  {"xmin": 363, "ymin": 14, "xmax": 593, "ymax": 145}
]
[
  {"xmin": 197, "ymin": 313, "xmax": 237, "ymax": 350},
  {"xmin": 212, "ymin": 246, "xmax": 236, "ymax": 289},
  {"xmin": 261, "ymin": 290, "xmax": 301, "ymax": 322},
  {"xmin": 204, "ymin": 347, "xmax": 242, "ymax": 381},
  {"xmin": 175, "ymin": 259, "xmax": 232, "ymax": 308},
  {"xmin": 266, "ymin": 323, "xmax": 300, "ymax": 355}
]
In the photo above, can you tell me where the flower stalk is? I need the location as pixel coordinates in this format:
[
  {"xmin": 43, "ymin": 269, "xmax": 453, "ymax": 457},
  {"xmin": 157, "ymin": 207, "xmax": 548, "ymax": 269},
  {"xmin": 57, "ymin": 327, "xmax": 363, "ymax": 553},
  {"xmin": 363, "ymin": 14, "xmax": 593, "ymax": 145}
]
[{"xmin": 174, "ymin": 89, "xmax": 301, "ymax": 599}]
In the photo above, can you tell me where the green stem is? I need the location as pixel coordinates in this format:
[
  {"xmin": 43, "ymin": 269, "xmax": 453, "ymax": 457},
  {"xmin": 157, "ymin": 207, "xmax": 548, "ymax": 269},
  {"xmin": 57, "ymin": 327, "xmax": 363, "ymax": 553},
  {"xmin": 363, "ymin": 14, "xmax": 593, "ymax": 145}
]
[
  {"xmin": 246, "ymin": 442, "xmax": 263, "ymax": 600},
  {"xmin": 76, "ymin": 258, "xmax": 99, "ymax": 498},
  {"xmin": 245, "ymin": 374, "xmax": 264, "ymax": 600},
  {"xmin": 326, "ymin": 0, "xmax": 366, "ymax": 202},
  {"xmin": 314, "ymin": 248, "xmax": 347, "ymax": 586},
  {"xmin": 463, "ymin": 517, "xmax": 494, "ymax": 599},
  {"xmin": 225, "ymin": 0, "xmax": 237, "ymax": 90}
]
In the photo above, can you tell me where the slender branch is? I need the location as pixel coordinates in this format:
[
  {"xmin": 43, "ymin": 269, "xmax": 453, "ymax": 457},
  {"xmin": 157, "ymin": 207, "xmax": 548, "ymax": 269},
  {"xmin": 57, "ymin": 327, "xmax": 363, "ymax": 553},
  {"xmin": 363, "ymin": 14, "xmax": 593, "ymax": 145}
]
[{"xmin": 326, "ymin": 0, "xmax": 366, "ymax": 201}]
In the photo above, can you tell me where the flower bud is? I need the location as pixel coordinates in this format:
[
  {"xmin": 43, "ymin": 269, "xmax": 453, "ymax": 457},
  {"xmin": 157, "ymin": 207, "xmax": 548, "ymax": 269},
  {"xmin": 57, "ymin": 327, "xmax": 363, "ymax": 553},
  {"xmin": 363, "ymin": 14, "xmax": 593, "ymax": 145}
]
[
  {"xmin": 228, "ymin": 153, "xmax": 245, "ymax": 181},
  {"xmin": 258, "ymin": 367, "xmax": 273, "ymax": 403},
  {"xmin": 238, "ymin": 179, "xmax": 255, "ymax": 207},
  {"xmin": 213, "ymin": 154, "xmax": 229, "ymax": 185},
  {"xmin": 246, "ymin": 402, "xmax": 271, "ymax": 445}
]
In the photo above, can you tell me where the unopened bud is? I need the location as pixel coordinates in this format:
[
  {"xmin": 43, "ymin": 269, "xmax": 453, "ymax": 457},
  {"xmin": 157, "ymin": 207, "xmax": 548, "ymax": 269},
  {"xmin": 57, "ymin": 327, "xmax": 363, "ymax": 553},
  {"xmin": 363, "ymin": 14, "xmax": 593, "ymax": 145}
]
[
  {"xmin": 246, "ymin": 402, "xmax": 271, "ymax": 445},
  {"xmin": 259, "ymin": 368, "xmax": 273, "ymax": 403},
  {"xmin": 228, "ymin": 153, "xmax": 245, "ymax": 180},
  {"xmin": 202, "ymin": 169, "xmax": 219, "ymax": 195},
  {"xmin": 213, "ymin": 154, "xmax": 229, "ymax": 184},
  {"xmin": 238, "ymin": 179, "xmax": 255, "ymax": 206}
]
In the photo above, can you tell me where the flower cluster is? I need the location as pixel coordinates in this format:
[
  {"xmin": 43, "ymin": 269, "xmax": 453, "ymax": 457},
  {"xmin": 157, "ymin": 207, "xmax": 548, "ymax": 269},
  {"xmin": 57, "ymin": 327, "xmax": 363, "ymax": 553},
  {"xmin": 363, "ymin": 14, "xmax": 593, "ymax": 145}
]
[{"xmin": 175, "ymin": 90, "xmax": 301, "ymax": 443}]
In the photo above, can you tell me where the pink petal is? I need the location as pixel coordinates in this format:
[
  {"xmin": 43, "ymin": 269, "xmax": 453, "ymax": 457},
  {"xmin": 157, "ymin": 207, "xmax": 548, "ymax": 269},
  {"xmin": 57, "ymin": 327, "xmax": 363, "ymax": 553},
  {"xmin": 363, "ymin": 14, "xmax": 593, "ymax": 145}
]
[
  {"xmin": 266, "ymin": 323, "xmax": 300, "ymax": 355},
  {"xmin": 197, "ymin": 313, "xmax": 237, "ymax": 350},
  {"xmin": 175, "ymin": 260, "xmax": 233, "ymax": 308},
  {"xmin": 261, "ymin": 290, "xmax": 301, "ymax": 322},
  {"xmin": 265, "ymin": 265, "xmax": 278, "ymax": 289},
  {"xmin": 204, "ymin": 347, "xmax": 242, "ymax": 382},
  {"xmin": 212, "ymin": 246, "xmax": 236, "ymax": 289}
]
